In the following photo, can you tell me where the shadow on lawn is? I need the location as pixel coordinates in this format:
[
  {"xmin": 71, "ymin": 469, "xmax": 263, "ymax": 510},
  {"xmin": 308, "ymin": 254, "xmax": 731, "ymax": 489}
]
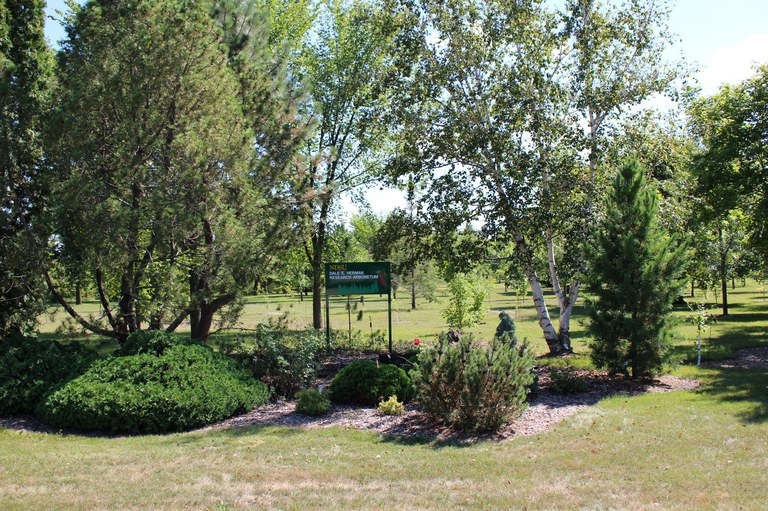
[{"xmin": 698, "ymin": 368, "xmax": 768, "ymax": 424}]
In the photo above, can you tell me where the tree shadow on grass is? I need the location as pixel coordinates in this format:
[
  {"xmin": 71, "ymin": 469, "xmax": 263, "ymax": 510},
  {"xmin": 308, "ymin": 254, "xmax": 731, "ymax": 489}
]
[{"xmin": 697, "ymin": 368, "xmax": 768, "ymax": 424}]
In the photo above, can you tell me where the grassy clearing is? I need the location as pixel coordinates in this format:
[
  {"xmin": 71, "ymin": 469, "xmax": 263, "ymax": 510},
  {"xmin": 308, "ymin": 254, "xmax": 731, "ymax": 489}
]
[
  {"xmin": 1, "ymin": 366, "xmax": 766, "ymax": 510},
  {"xmin": 37, "ymin": 280, "xmax": 768, "ymax": 363},
  {"xmin": 5, "ymin": 282, "xmax": 768, "ymax": 509}
]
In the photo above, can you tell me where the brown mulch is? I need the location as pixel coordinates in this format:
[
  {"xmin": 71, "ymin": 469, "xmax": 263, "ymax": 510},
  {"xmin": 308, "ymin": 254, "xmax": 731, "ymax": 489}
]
[
  {"xmin": 702, "ymin": 346, "xmax": 768, "ymax": 370},
  {"xmin": 195, "ymin": 369, "xmax": 699, "ymax": 442},
  {"xmin": 13, "ymin": 345, "xmax": 768, "ymax": 443}
]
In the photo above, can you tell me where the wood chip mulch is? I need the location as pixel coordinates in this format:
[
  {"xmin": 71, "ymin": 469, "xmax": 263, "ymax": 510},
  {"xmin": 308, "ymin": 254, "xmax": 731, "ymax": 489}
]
[
  {"xmin": 8, "ymin": 345, "xmax": 768, "ymax": 443},
  {"xmin": 196, "ymin": 368, "xmax": 701, "ymax": 443}
]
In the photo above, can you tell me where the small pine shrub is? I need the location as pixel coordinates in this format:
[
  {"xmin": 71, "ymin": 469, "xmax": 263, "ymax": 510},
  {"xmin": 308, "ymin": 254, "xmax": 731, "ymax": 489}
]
[
  {"xmin": 230, "ymin": 324, "xmax": 320, "ymax": 399},
  {"xmin": 116, "ymin": 330, "xmax": 188, "ymax": 357},
  {"xmin": 0, "ymin": 336, "xmax": 97, "ymax": 414},
  {"xmin": 38, "ymin": 344, "xmax": 269, "ymax": 433},
  {"xmin": 548, "ymin": 366, "xmax": 589, "ymax": 394},
  {"xmin": 295, "ymin": 388, "xmax": 330, "ymax": 416},
  {"xmin": 377, "ymin": 395, "xmax": 405, "ymax": 416},
  {"xmin": 410, "ymin": 333, "xmax": 534, "ymax": 432},
  {"xmin": 329, "ymin": 360, "xmax": 415, "ymax": 406}
]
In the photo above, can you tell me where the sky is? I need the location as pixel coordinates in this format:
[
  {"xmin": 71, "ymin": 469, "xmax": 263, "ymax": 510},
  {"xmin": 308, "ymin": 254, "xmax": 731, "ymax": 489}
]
[{"xmin": 42, "ymin": 0, "xmax": 768, "ymax": 215}]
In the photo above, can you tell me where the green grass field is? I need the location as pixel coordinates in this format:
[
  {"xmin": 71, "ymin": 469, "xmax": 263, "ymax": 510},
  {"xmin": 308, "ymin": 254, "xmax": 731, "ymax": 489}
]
[
  {"xmin": 37, "ymin": 279, "xmax": 768, "ymax": 362},
  {"xmin": 5, "ymin": 280, "xmax": 765, "ymax": 510},
  {"xmin": 1, "ymin": 365, "xmax": 766, "ymax": 510}
]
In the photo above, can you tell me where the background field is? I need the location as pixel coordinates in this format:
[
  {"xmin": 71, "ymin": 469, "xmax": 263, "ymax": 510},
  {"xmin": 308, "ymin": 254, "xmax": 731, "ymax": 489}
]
[{"xmin": 37, "ymin": 280, "xmax": 768, "ymax": 363}]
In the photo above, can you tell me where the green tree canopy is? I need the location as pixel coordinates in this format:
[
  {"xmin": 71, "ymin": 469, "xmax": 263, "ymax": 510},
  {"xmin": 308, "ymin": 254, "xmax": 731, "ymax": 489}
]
[
  {"xmin": 0, "ymin": 0, "xmax": 54, "ymax": 337},
  {"xmin": 689, "ymin": 65, "xmax": 768, "ymax": 252}
]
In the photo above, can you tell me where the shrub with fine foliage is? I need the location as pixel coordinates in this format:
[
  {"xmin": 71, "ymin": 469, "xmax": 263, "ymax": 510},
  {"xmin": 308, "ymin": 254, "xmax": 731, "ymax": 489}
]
[
  {"xmin": 229, "ymin": 323, "xmax": 320, "ymax": 398},
  {"xmin": 0, "ymin": 336, "xmax": 97, "ymax": 415},
  {"xmin": 329, "ymin": 360, "xmax": 414, "ymax": 406},
  {"xmin": 38, "ymin": 343, "xmax": 269, "ymax": 433},
  {"xmin": 295, "ymin": 388, "xmax": 330, "ymax": 416},
  {"xmin": 410, "ymin": 334, "xmax": 534, "ymax": 432},
  {"xmin": 116, "ymin": 330, "xmax": 188, "ymax": 357}
]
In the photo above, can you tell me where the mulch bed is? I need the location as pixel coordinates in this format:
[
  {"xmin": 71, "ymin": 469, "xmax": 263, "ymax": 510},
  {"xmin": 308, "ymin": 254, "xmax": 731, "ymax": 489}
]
[
  {"xmin": 196, "ymin": 367, "xmax": 700, "ymax": 443},
  {"xmin": 7, "ymin": 346, "xmax": 768, "ymax": 442}
]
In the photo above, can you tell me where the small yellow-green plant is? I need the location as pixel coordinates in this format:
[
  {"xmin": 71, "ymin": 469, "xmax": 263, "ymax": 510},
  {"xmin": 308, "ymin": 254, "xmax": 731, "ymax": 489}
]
[{"xmin": 377, "ymin": 395, "xmax": 405, "ymax": 416}]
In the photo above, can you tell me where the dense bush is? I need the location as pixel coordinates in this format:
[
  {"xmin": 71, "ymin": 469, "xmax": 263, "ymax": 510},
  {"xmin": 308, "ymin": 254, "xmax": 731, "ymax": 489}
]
[
  {"xmin": 116, "ymin": 330, "xmax": 188, "ymax": 357},
  {"xmin": 548, "ymin": 366, "xmax": 589, "ymax": 394},
  {"xmin": 377, "ymin": 395, "xmax": 405, "ymax": 416},
  {"xmin": 0, "ymin": 336, "xmax": 97, "ymax": 414},
  {"xmin": 229, "ymin": 323, "xmax": 321, "ymax": 398},
  {"xmin": 295, "ymin": 388, "xmax": 330, "ymax": 416},
  {"xmin": 328, "ymin": 360, "xmax": 414, "ymax": 406},
  {"xmin": 410, "ymin": 334, "xmax": 534, "ymax": 432},
  {"xmin": 38, "ymin": 344, "xmax": 269, "ymax": 433}
]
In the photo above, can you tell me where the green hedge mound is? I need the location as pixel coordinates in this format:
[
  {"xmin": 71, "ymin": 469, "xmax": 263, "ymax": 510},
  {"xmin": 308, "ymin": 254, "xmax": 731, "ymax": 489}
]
[
  {"xmin": 38, "ymin": 343, "xmax": 269, "ymax": 434},
  {"xmin": 116, "ymin": 330, "xmax": 190, "ymax": 357},
  {"xmin": 328, "ymin": 360, "xmax": 414, "ymax": 406},
  {"xmin": 0, "ymin": 336, "xmax": 97, "ymax": 415}
]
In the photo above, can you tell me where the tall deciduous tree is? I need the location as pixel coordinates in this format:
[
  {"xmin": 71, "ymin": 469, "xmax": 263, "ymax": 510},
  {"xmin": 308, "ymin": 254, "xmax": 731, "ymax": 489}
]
[
  {"xmin": 689, "ymin": 65, "xmax": 768, "ymax": 254},
  {"xmin": 402, "ymin": 0, "xmax": 682, "ymax": 354},
  {"xmin": 293, "ymin": 0, "xmax": 421, "ymax": 330},
  {"xmin": 587, "ymin": 159, "xmax": 687, "ymax": 379},
  {"xmin": 0, "ymin": 0, "xmax": 54, "ymax": 337}
]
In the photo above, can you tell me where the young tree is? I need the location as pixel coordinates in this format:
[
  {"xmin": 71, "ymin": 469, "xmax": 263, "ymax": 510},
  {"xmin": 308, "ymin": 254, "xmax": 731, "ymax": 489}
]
[
  {"xmin": 0, "ymin": 0, "xmax": 54, "ymax": 337},
  {"xmin": 442, "ymin": 272, "xmax": 489, "ymax": 331},
  {"xmin": 587, "ymin": 160, "xmax": 688, "ymax": 379}
]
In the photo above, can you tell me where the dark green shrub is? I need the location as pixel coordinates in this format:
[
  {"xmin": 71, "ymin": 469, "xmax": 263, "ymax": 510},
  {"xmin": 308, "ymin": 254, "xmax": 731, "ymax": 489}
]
[
  {"xmin": 410, "ymin": 334, "xmax": 534, "ymax": 432},
  {"xmin": 549, "ymin": 366, "xmax": 589, "ymax": 394},
  {"xmin": 116, "ymin": 330, "xmax": 187, "ymax": 357},
  {"xmin": 0, "ymin": 336, "xmax": 97, "ymax": 414},
  {"xmin": 295, "ymin": 388, "xmax": 330, "ymax": 416},
  {"xmin": 328, "ymin": 360, "xmax": 414, "ymax": 406},
  {"xmin": 38, "ymin": 344, "xmax": 269, "ymax": 433},
  {"xmin": 230, "ymin": 324, "xmax": 320, "ymax": 398}
]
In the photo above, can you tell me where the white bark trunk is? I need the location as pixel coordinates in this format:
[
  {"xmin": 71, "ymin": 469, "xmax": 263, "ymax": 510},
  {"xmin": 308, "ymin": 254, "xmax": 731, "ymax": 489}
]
[
  {"xmin": 526, "ymin": 268, "xmax": 559, "ymax": 343},
  {"xmin": 547, "ymin": 228, "xmax": 565, "ymax": 311}
]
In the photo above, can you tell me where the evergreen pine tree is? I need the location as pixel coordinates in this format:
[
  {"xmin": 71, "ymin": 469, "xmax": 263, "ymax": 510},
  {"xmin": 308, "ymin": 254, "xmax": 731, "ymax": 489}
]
[
  {"xmin": 0, "ymin": 0, "xmax": 54, "ymax": 337},
  {"xmin": 587, "ymin": 159, "xmax": 688, "ymax": 379}
]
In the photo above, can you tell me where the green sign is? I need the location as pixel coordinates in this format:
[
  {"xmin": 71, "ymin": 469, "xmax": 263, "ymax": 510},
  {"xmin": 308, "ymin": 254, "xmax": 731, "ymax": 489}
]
[{"xmin": 325, "ymin": 262, "xmax": 391, "ymax": 296}]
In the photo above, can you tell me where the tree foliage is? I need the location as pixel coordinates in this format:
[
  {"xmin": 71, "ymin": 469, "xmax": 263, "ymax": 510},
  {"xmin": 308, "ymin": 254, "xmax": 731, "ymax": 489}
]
[
  {"xmin": 394, "ymin": 0, "xmax": 684, "ymax": 354},
  {"xmin": 293, "ymin": 0, "xmax": 422, "ymax": 329},
  {"xmin": 689, "ymin": 65, "xmax": 768, "ymax": 253},
  {"xmin": 46, "ymin": 0, "xmax": 309, "ymax": 342},
  {"xmin": 0, "ymin": 0, "xmax": 54, "ymax": 336},
  {"xmin": 587, "ymin": 159, "xmax": 688, "ymax": 379}
]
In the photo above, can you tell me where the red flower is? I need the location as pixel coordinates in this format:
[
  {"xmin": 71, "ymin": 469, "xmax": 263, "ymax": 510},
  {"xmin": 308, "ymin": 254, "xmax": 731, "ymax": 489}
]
[{"xmin": 413, "ymin": 338, "xmax": 421, "ymax": 346}]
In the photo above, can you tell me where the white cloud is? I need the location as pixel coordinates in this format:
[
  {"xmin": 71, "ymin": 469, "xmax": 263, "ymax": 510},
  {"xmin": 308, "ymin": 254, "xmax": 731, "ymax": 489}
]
[{"xmin": 698, "ymin": 34, "xmax": 768, "ymax": 95}]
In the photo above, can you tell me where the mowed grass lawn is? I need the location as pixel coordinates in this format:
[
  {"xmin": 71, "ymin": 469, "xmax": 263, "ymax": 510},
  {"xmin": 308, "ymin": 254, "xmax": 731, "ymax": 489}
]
[
  {"xmin": 1, "ymin": 366, "xmax": 766, "ymax": 510},
  {"xmin": 6, "ymin": 281, "xmax": 766, "ymax": 509},
  {"xmin": 37, "ymin": 279, "xmax": 768, "ymax": 359}
]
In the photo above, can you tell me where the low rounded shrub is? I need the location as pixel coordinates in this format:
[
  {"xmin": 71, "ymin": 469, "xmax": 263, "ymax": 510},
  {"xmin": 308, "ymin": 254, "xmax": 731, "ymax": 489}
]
[
  {"xmin": 38, "ymin": 344, "xmax": 269, "ymax": 433},
  {"xmin": 328, "ymin": 360, "xmax": 414, "ymax": 406},
  {"xmin": 549, "ymin": 366, "xmax": 589, "ymax": 394},
  {"xmin": 116, "ymin": 330, "xmax": 187, "ymax": 357},
  {"xmin": 0, "ymin": 335, "xmax": 97, "ymax": 415},
  {"xmin": 295, "ymin": 388, "xmax": 330, "ymax": 416}
]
